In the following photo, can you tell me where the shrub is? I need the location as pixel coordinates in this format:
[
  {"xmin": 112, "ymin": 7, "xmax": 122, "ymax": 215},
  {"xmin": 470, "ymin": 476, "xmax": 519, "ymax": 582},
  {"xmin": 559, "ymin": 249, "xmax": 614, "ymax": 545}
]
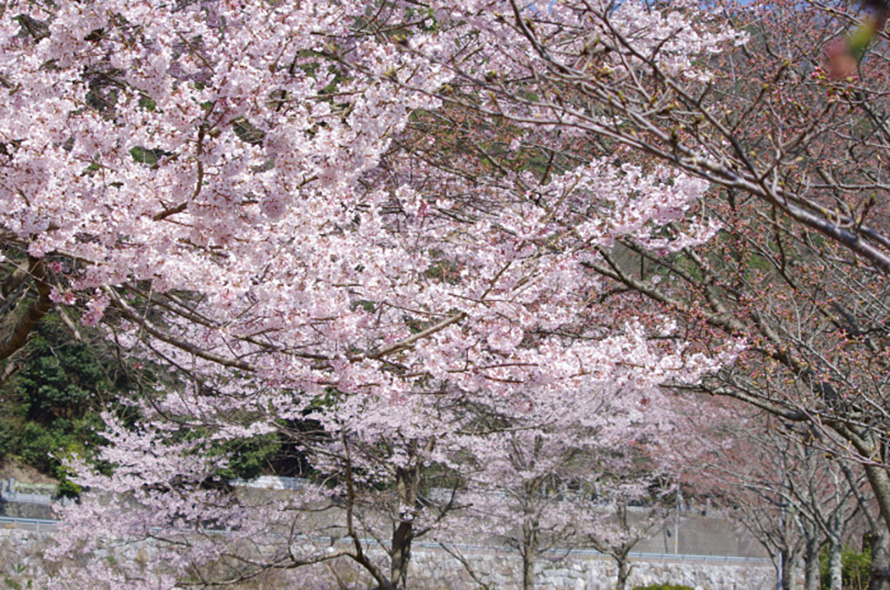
[{"xmin": 820, "ymin": 545, "xmax": 871, "ymax": 590}]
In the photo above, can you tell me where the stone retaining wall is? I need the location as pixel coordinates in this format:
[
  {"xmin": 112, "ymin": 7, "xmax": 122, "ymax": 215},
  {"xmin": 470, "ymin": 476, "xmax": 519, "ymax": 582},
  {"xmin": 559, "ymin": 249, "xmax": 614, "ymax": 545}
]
[
  {"xmin": 0, "ymin": 527, "xmax": 775, "ymax": 589},
  {"xmin": 405, "ymin": 546, "xmax": 774, "ymax": 589}
]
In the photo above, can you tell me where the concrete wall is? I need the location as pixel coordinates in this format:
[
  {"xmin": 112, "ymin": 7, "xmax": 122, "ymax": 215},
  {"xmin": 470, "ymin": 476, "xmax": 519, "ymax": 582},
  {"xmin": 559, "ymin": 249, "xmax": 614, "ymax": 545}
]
[{"xmin": 0, "ymin": 499, "xmax": 54, "ymax": 519}]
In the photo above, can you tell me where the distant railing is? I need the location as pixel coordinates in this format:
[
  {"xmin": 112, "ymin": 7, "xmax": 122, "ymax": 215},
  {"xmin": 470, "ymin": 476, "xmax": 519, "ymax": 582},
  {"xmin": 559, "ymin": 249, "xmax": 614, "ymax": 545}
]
[
  {"xmin": 230, "ymin": 475, "xmax": 307, "ymax": 490},
  {"xmin": 0, "ymin": 516, "xmax": 58, "ymax": 533},
  {"xmin": 0, "ymin": 478, "xmax": 56, "ymax": 504},
  {"xmin": 2, "ymin": 474, "xmax": 715, "ymax": 517},
  {"xmin": 0, "ymin": 478, "xmax": 74, "ymax": 509}
]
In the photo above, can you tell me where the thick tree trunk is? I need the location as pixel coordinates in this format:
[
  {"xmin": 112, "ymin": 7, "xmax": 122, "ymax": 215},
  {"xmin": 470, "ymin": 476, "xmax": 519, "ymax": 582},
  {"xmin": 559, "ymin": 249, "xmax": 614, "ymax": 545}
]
[
  {"xmin": 390, "ymin": 520, "xmax": 412, "ymax": 590},
  {"xmin": 868, "ymin": 531, "xmax": 890, "ymax": 590},
  {"xmin": 390, "ymin": 463, "xmax": 420, "ymax": 590},
  {"xmin": 0, "ymin": 257, "xmax": 52, "ymax": 360},
  {"xmin": 862, "ymin": 464, "xmax": 890, "ymax": 590}
]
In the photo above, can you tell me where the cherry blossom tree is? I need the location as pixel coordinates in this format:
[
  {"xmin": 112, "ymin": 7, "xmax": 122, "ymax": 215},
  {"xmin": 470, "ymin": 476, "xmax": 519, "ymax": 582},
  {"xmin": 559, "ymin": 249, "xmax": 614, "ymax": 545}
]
[
  {"xmin": 21, "ymin": 0, "xmax": 890, "ymax": 587},
  {"xmin": 381, "ymin": 0, "xmax": 890, "ymax": 587},
  {"xmin": 50, "ymin": 332, "xmax": 713, "ymax": 589},
  {"xmin": 10, "ymin": 0, "xmax": 890, "ymax": 589},
  {"xmin": 0, "ymin": 1, "xmax": 747, "ymax": 589},
  {"xmin": 699, "ymin": 409, "xmax": 869, "ymax": 590},
  {"xmin": 439, "ymin": 382, "xmax": 684, "ymax": 590}
]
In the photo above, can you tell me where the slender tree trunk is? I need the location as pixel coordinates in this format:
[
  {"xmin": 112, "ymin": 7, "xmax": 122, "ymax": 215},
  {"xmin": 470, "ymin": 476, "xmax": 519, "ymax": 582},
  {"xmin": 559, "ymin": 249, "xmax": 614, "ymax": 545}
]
[
  {"xmin": 613, "ymin": 500, "xmax": 634, "ymax": 590},
  {"xmin": 781, "ymin": 548, "xmax": 795, "ymax": 590},
  {"xmin": 828, "ymin": 536, "xmax": 843, "ymax": 590},
  {"xmin": 798, "ymin": 503, "xmax": 821, "ymax": 590},
  {"xmin": 521, "ymin": 516, "xmax": 538, "ymax": 590},
  {"xmin": 803, "ymin": 532, "xmax": 821, "ymax": 590},
  {"xmin": 521, "ymin": 543, "xmax": 536, "ymax": 590},
  {"xmin": 615, "ymin": 554, "xmax": 632, "ymax": 590},
  {"xmin": 826, "ymin": 506, "xmax": 845, "ymax": 590}
]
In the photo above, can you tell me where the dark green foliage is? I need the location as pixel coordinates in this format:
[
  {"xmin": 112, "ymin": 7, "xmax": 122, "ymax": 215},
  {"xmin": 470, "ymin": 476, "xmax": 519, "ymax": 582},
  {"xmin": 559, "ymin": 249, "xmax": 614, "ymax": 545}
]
[
  {"xmin": 632, "ymin": 585, "xmax": 695, "ymax": 590},
  {"xmin": 232, "ymin": 117, "xmax": 265, "ymax": 146},
  {"xmin": 0, "ymin": 312, "xmax": 139, "ymax": 491},
  {"xmin": 0, "ymin": 293, "xmax": 306, "ymax": 490},
  {"xmin": 211, "ymin": 432, "xmax": 282, "ymax": 481},
  {"xmin": 3, "ymin": 577, "xmax": 34, "ymax": 590},
  {"xmin": 129, "ymin": 145, "xmax": 159, "ymax": 166},
  {"xmin": 821, "ymin": 545, "xmax": 871, "ymax": 590},
  {"xmin": 129, "ymin": 146, "xmax": 175, "ymax": 167}
]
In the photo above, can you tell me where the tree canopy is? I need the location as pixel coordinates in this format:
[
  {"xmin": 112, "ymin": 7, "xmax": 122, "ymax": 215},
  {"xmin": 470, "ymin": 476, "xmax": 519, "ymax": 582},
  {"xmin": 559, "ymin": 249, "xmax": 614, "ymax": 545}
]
[{"xmin": 1, "ymin": 0, "xmax": 889, "ymax": 588}]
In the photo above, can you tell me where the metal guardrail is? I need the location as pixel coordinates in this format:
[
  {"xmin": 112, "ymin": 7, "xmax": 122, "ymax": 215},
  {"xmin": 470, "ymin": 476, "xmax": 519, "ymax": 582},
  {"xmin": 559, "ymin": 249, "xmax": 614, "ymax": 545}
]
[
  {"xmin": 1, "ymin": 477, "xmax": 59, "ymax": 505},
  {"xmin": 0, "ymin": 516, "xmax": 59, "ymax": 533},
  {"xmin": 604, "ymin": 550, "xmax": 770, "ymax": 564},
  {"xmin": 230, "ymin": 476, "xmax": 308, "ymax": 490}
]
